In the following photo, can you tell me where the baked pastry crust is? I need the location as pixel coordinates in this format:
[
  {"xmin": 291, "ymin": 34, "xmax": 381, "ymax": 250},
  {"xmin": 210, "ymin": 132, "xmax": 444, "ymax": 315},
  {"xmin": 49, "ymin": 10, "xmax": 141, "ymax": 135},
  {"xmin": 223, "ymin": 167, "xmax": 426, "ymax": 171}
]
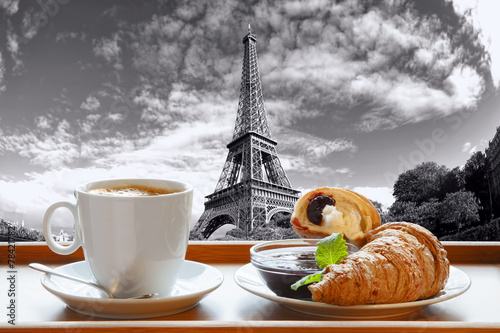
[
  {"xmin": 308, "ymin": 222, "xmax": 450, "ymax": 306},
  {"xmin": 290, "ymin": 187, "xmax": 381, "ymax": 247}
]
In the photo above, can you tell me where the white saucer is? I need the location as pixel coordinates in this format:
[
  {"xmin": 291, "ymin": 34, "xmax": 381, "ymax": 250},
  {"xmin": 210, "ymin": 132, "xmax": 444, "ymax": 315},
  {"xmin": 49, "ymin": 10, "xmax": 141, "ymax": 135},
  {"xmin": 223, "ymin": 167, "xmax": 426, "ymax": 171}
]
[
  {"xmin": 234, "ymin": 264, "xmax": 471, "ymax": 319},
  {"xmin": 40, "ymin": 260, "xmax": 223, "ymax": 319}
]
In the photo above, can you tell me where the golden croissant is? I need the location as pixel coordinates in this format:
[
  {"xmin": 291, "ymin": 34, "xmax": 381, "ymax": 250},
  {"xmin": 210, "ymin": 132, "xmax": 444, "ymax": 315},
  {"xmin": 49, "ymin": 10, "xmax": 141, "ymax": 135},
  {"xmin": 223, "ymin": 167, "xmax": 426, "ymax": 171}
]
[{"xmin": 308, "ymin": 222, "xmax": 450, "ymax": 305}]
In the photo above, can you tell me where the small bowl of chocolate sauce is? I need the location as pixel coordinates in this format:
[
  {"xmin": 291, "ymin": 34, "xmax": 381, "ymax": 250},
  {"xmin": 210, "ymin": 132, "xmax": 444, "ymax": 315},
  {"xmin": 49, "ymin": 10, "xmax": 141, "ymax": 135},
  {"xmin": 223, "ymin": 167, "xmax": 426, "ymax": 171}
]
[{"xmin": 250, "ymin": 239, "xmax": 359, "ymax": 300}]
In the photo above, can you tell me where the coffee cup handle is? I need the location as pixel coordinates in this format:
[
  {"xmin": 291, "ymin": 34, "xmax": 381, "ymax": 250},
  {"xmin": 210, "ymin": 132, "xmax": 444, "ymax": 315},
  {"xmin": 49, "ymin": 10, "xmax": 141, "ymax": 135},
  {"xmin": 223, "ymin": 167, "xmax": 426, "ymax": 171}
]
[{"xmin": 43, "ymin": 201, "xmax": 83, "ymax": 255}]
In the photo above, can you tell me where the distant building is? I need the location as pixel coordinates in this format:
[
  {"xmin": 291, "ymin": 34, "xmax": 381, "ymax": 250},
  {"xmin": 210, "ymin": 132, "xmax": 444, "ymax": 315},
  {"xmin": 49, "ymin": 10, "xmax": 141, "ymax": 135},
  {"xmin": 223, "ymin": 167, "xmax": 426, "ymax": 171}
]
[{"xmin": 486, "ymin": 126, "xmax": 500, "ymax": 203}]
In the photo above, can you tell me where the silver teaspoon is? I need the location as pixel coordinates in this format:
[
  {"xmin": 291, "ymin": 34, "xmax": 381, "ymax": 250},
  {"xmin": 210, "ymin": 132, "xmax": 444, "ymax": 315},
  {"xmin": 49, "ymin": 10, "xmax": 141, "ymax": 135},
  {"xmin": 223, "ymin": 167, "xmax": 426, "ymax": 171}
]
[{"xmin": 29, "ymin": 263, "xmax": 157, "ymax": 299}]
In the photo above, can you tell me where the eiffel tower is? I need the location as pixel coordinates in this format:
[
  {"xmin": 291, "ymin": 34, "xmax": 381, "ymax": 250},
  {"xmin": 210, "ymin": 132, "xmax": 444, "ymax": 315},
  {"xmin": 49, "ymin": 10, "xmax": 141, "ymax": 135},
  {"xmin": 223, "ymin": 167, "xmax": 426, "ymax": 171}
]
[{"xmin": 190, "ymin": 25, "xmax": 300, "ymax": 240}]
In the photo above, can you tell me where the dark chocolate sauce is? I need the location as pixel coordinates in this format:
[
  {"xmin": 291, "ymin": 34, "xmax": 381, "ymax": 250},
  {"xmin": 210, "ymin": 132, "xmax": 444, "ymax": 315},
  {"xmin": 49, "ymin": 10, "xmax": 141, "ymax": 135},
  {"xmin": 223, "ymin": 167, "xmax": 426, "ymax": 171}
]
[{"xmin": 306, "ymin": 195, "xmax": 335, "ymax": 225}]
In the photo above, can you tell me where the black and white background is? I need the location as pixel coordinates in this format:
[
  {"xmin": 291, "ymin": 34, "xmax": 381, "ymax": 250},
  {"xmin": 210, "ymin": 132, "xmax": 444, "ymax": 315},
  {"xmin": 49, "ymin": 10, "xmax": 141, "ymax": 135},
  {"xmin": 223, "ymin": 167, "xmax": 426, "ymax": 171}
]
[{"xmin": 0, "ymin": 0, "xmax": 499, "ymax": 240}]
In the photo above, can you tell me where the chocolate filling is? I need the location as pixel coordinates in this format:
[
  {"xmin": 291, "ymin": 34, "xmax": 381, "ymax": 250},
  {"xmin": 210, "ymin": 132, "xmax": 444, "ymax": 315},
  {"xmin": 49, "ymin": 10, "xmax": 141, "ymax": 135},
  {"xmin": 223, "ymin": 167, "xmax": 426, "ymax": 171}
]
[{"xmin": 306, "ymin": 195, "xmax": 335, "ymax": 225}]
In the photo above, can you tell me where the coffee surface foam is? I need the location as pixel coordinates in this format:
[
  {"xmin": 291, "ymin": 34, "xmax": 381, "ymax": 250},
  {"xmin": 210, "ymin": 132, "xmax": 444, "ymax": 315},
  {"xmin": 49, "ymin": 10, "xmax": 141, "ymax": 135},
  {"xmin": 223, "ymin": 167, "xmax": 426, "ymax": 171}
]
[{"xmin": 88, "ymin": 184, "xmax": 179, "ymax": 196}]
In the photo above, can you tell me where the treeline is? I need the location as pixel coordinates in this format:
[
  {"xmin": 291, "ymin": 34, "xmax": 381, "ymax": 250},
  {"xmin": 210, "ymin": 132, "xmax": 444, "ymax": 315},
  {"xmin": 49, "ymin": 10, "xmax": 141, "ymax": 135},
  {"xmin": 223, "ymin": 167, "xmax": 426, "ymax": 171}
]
[
  {"xmin": 381, "ymin": 151, "xmax": 498, "ymax": 240},
  {"xmin": 0, "ymin": 218, "xmax": 73, "ymax": 242},
  {"xmin": 0, "ymin": 218, "xmax": 45, "ymax": 242},
  {"xmin": 216, "ymin": 152, "xmax": 497, "ymax": 241},
  {"xmin": 213, "ymin": 212, "xmax": 296, "ymax": 241}
]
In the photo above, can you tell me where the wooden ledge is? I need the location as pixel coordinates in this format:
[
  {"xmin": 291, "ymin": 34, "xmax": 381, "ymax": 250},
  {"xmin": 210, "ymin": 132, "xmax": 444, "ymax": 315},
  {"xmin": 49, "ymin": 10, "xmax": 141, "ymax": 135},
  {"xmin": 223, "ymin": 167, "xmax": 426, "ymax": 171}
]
[
  {"xmin": 1, "ymin": 241, "xmax": 499, "ymax": 332},
  {"xmin": 3, "ymin": 241, "xmax": 500, "ymax": 264}
]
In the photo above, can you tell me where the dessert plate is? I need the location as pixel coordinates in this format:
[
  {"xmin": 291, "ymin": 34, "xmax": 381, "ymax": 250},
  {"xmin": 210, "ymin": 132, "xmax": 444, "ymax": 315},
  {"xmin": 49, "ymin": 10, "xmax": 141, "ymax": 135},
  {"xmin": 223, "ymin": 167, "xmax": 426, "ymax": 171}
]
[
  {"xmin": 234, "ymin": 264, "xmax": 471, "ymax": 319},
  {"xmin": 40, "ymin": 260, "xmax": 223, "ymax": 319}
]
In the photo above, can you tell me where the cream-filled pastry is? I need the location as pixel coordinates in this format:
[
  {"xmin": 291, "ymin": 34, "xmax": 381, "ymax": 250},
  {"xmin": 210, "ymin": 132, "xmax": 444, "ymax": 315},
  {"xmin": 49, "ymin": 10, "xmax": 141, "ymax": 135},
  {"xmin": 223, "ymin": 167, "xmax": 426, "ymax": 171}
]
[{"xmin": 290, "ymin": 187, "xmax": 381, "ymax": 247}]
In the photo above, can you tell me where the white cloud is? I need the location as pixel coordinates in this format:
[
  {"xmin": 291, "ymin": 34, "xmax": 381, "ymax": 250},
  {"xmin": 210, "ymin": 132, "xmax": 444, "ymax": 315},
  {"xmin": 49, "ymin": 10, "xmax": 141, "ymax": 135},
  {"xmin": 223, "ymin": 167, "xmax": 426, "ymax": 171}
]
[
  {"xmin": 462, "ymin": 142, "xmax": 472, "ymax": 152},
  {"xmin": 30, "ymin": 120, "xmax": 80, "ymax": 168},
  {"xmin": 264, "ymin": 99, "xmax": 322, "ymax": 129},
  {"xmin": 462, "ymin": 142, "xmax": 477, "ymax": 154},
  {"xmin": 78, "ymin": 113, "xmax": 101, "ymax": 134},
  {"xmin": 0, "ymin": 120, "xmax": 80, "ymax": 169},
  {"xmin": 7, "ymin": 32, "xmax": 22, "ymax": 65},
  {"xmin": 80, "ymin": 95, "xmax": 101, "ymax": 111},
  {"xmin": 282, "ymin": 0, "xmax": 331, "ymax": 18},
  {"xmin": 0, "ymin": 162, "xmax": 215, "ymax": 231},
  {"xmin": 461, "ymin": 140, "xmax": 479, "ymax": 155},
  {"xmin": 134, "ymin": 88, "xmax": 169, "ymax": 123},
  {"xmin": 134, "ymin": 83, "xmax": 237, "ymax": 131},
  {"xmin": 79, "ymin": 135, "xmax": 135, "ymax": 161},
  {"xmin": 0, "ymin": 166, "xmax": 160, "ymax": 231},
  {"xmin": 0, "ymin": 52, "xmax": 5, "ymax": 92},
  {"xmin": 256, "ymin": 1, "xmax": 488, "ymax": 133},
  {"xmin": 444, "ymin": 66, "xmax": 483, "ymax": 108},
  {"xmin": 0, "ymin": 0, "xmax": 18, "ymax": 16},
  {"xmin": 6, "ymin": 30, "xmax": 19, "ymax": 54},
  {"xmin": 21, "ymin": 10, "xmax": 42, "ymax": 40},
  {"xmin": 0, "ymin": 118, "xmax": 235, "ymax": 231},
  {"xmin": 354, "ymin": 64, "xmax": 483, "ymax": 131},
  {"xmin": 452, "ymin": 0, "xmax": 500, "ymax": 87},
  {"xmin": 93, "ymin": 33, "xmax": 122, "ymax": 70},
  {"xmin": 55, "ymin": 31, "xmax": 87, "ymax": 43},
  {"xmin": 0, "ymin": 173, "xmax": 71, "ymax": 230},
  {"xmin": 6, "ymin": 31, "xmax": 23, "ymax": 72},
  {"xmin": 292, "ymin": 183, "xmax": 390, "ymax": 207},
  {"xmin": 34, "ymin": 115, "xmax": 53, "ymax": 130},
  {"xmin": 276, "ymin": 128, "xmax": 357, "ymax": 163},
  {"xmin": 352, "ymin": 186, "xmax": 395, "ymax": 209},
  {"xmin": 107, "ymin": 113, "xmax": 124, "ymax": 123}
]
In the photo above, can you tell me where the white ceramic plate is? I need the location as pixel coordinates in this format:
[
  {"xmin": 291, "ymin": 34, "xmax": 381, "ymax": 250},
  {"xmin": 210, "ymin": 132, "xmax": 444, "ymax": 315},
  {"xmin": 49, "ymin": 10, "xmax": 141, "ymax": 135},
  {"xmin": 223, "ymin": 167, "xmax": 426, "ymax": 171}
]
[
  {"xmin": 40, "ymin": 260, "xmax": 223, "ymax": 319},
  {"xmin": 234, "ymin": 264, "xmax": 471, "ymax": 319}
]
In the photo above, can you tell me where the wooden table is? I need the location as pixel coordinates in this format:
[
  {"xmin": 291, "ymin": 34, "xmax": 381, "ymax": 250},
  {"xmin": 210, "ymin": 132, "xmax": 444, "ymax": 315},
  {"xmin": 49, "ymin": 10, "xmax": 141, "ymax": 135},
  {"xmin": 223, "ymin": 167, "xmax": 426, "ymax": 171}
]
[{"xmin": 2, "ymin": 241, "xmax": 500, "ymax": 332}]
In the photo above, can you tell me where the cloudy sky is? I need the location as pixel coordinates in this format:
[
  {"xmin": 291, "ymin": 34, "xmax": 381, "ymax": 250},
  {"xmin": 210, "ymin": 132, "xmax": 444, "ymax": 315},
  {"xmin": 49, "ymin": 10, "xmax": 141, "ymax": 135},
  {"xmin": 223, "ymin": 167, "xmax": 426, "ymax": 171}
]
[{"xmin": 1, "ymin": 0, "xmax": 499, "ymax": 235}]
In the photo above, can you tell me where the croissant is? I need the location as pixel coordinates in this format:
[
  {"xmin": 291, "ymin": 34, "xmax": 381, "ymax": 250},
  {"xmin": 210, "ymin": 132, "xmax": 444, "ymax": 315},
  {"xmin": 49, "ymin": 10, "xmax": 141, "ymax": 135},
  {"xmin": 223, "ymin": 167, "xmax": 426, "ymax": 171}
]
[
  {"xmin": 308, "ymin": 222, "xmax": 450, "ymax": 305},
  {"xmin": 290, "ymin": 187, "xmax": 381, "ymax": 247}
]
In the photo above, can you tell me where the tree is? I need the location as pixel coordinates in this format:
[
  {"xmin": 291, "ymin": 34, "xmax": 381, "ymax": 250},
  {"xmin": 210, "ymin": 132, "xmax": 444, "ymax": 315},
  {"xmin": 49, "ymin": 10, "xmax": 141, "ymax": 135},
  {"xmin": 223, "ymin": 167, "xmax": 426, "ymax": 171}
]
[
  {"xmin": 393, "ymin": 162, "xmax": 449, "ymax": 204},
  {"xmin": 463, "ymin": 151, "xmax": 491, "ymax": 222},
  {"xmin": 370, "ymin": 200, "xmax": 384, "ymax": 213},
  {"xmin": 387, "ymin": 199, "xmax": 440, "ymax": 233},
  {"xmin": 269, "ymin": 212, "xmax": 292, "ymax": 228},
  {"xmin": 440, "ymin": 167, "xmax": 464, "ymax": 199},
  {"xmin": 250, "ymin": 226, "xmax": 296, "ymax": 240},
  {"xmin": 387, "ymin": 159, "xmax": 487, "ymax": 239},
  {"xmin": 226, "ymin": 227, "xmax": 246, "ymax": 239},
  {"xmin": 438, "ymin": 191, "xmax": 480, "ymax": 234}
]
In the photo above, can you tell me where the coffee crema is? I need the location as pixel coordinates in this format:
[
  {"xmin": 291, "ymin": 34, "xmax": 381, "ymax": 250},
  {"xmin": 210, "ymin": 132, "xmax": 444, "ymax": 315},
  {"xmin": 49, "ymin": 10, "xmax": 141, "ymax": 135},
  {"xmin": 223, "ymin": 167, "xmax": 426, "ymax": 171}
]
[{"xmin": 88, "ymin": 184, "xmax": 181, "ymax": 197}]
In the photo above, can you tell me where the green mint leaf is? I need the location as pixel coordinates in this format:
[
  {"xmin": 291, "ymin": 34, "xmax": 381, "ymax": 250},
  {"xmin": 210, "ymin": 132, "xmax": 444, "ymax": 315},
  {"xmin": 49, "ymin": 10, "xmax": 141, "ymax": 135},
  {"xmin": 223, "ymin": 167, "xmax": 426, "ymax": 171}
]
[
  {"xmin": 315, "ymin": 233, "xmax": 348, "ymax": 268},
  {"xmin": 290, "ymin": 234, "xmax": 349, "ymax": 291},
  {"xmin": 291, "ymin": 268, "xmax": 326, "ymax": 291}
]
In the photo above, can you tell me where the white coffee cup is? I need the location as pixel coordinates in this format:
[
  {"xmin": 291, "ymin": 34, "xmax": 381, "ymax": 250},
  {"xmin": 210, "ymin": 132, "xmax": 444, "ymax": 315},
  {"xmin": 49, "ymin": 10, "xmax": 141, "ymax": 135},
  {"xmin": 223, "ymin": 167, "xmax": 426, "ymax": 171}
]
[{"xmin": 43, "ymin": 178, "xmax": 193, "ymax": 298}]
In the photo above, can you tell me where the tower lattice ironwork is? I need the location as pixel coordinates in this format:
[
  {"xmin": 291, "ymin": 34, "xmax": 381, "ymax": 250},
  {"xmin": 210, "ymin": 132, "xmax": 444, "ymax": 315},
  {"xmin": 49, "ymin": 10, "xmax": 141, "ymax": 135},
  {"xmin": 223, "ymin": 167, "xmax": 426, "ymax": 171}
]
[{"xmin": 190, "ymin": 26, "xmax": 300, "ymax": 240}]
